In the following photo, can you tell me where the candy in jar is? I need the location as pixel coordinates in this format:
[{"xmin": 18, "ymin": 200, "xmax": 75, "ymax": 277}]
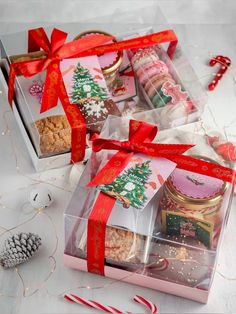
[{"xmin": 160, "ymin": 158, "xmax": 227, "ymax": 248}]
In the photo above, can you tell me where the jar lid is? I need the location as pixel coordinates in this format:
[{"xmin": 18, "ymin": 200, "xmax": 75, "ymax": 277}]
[
  {"xmin": 74, "ymin": 30, "xmax": 123, "ymax": 74},
  {"xmin": 165, "ymin": 156, "xmax": 227, "ymax": 209}
]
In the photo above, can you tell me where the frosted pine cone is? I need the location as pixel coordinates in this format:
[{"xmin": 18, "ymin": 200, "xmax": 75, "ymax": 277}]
[{"xmin": 0, "ymin": 232, "xmax": 41, "ymax": 268}]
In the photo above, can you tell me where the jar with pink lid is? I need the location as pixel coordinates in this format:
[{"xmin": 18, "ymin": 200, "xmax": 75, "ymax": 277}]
[
  {"xmin": 74, "ymin": 30, "xmax": 123, "ymax": 90},
  {"xmin": 160, "ymin": 157, "xmax": 227, "ymax": 249}
]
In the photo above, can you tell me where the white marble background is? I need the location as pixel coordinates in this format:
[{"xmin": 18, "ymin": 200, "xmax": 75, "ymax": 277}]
[
  {"xmin": 0, "ymin": 1, "xmax": 236, "ymax": 313},
  {"xmin": 0, "ymin": 0, "xmax": 236, "ymax": 28}
]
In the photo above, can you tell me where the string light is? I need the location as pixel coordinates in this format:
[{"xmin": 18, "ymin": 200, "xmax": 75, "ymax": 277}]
[{"xmin": 0, "ymin": 40, "xmax": 235, "ymax": 307}]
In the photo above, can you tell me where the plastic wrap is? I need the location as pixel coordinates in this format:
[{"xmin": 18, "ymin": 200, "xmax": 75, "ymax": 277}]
[
  {"xmin": 64, "ymin": 116, "xmax": 235, "ymax": 299},
  {"xmin": 1, "ymin": 21, "xmax": 207, "ymax": 160}
]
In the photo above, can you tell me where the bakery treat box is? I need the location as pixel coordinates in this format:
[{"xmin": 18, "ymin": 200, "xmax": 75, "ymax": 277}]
[
  {"xmin": 0, "ymin": 25, "xmax": 207, "ymax": 171},
  {"xmin": 64, "ymin": 117, "xmax": 235, "ymax": 303}
]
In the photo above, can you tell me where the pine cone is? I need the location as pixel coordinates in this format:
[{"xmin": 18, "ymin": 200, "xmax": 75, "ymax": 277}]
[{"xmin": 0, "ymin": 232, "xmax": 41, "ymax": 269}]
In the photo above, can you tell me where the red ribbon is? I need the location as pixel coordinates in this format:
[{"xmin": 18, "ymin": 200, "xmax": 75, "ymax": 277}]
[
  {"xmin": 87, "ymin": 120, "xmax": 235, "ymax": 275},
  {"xmin": 8, "ymin": 28, "xmax": 112, "ymax": 163},
  {"xmin": 8, "ymin": 28, "xmax": 178, "ymax": 162},
  {"xmin": 8, "ymin": 28, "xmax": 112, "ymax": 112}
]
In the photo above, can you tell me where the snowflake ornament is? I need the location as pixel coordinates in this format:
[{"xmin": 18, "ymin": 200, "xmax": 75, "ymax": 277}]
[{"xmin": 84, "ymin": 100, "xmax": 108, "ymax": 119}]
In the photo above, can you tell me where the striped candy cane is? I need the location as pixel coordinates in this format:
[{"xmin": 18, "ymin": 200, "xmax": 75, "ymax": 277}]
[
  {"xmin": 64, "ymin": 293, "xmax": 158, "ymax": 314},
  {"xmin": 133, "ymin": 295, "xmax": 158, "ymax": 314}
]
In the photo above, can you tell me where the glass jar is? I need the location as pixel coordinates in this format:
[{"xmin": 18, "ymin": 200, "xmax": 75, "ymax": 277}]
[
  {"xmin": 160, "ymin": 157, "xmax": 227, "ymax": 248},
  {"xmin": 74, "ymin": 30, "xmax": 123, "ymax": 90}
]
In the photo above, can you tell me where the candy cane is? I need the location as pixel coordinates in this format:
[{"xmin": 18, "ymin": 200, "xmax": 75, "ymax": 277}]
[
  {"xmin": 208, "ymin": 55, "xmax": 231, "ymax": 91},
  {"xmin": 133, "ymin": 295, "xmax": 158, "ymax": 314},
  {"xmin": 64, "ymin": 294, "xmax": 158, "ymax": 314}
]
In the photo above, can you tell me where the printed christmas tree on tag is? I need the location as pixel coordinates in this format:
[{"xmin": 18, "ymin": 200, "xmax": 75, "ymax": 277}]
[
  {"xmin": 70, "ymin": 62, "xmax": 108, "ymax": 103},
  {"xmin": 99, "ymin": 153, "xmax": 177, "ymax": 210},
  {"xmin": 61, "ymin": 56, "xmax": 109, "ymax": 104}
]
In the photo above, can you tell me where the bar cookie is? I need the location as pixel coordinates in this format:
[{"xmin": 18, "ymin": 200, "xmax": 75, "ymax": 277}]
[{"xmin": 105, "ymin": 226, "xmax": 142, "ymax": 263}]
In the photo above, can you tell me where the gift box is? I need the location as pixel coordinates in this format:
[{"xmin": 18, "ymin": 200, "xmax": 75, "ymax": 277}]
[
  {"xmin": 0, "ymin": 21, "xmax": 207, "ymax": 171},
  {"xmin": 64, "ymin": 116, "xmax": 235, "ymax": 303}
]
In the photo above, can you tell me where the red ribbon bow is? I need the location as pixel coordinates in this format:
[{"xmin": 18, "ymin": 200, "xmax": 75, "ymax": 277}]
[
  {"xmin": 86, "ymin": 120, "xmax": 235, "ymax": 276},
  {"xmin": 88, "ymin": 120, "xmax": 193, "ymax": 187},
  {"xmin": 8, "ymin": 28, "xmax": 112, "ymax": 163},
  {"xmin": 8, "ymin": 27, "xmax": 112, "ymax": 113},
  {"xmin": 88, "ymin": 120, "xmax": 235, "ymax": 188},
  {"xmin": 8, "ymin": 27, "xmax": 178, "ymax": 163}
]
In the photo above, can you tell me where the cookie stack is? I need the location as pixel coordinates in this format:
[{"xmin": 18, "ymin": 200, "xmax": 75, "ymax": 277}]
[{"xmin": 131, "ymin": 47, "xmax": 189, "ymax": 109}]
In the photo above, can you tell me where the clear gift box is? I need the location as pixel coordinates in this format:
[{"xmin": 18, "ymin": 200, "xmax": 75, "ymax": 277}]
[
  {"xmin": 64, "ymin": 116, "xmax": 235, "ymax": 303},
  {"xmin": 0, "ymin": 6, "xmax": 207, "ymax": 171}
]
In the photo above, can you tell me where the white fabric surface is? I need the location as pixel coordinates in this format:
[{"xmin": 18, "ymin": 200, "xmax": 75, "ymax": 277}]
[{"xmin": 0, "ymin": 1, "xmax": 236, "ymax": 313}]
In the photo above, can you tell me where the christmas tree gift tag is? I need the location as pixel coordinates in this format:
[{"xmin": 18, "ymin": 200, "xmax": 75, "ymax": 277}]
[
  {"xmin": 99, "ymin": 153, "xmax": 177, "ymax": 211},
  {"xmin": 61, "ymin": 56, "xmax": 109, "ymax": 103},
  {"xmin": 60, "ymin": 56, "xmax": 121, "ymax": 132}
]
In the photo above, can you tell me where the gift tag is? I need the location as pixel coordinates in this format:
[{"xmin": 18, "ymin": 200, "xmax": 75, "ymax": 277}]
[
  {"xmin": 60, "ymin": 56, "xmax": 121, "ymax": 132},
  {"xmin": 99, "ymin": 153, "xmax": 176, "ymax": 211},
  {"xmin": 61, "ymin": 55, "xmax": 109, "ymax": 103}
]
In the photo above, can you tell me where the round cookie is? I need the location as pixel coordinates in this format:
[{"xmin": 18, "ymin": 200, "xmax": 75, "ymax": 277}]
[
  {"xmin": 145, "ymin": 74, "xmax": 175, "ymax": 100},
  {"xmin": 137, "ymin": 60, "xmax": 169, "ymax": 85},
  {"xmin": 132, "ymin": 54, "xmax": 159, "ymax": 72},
  {"xmin": 35, "ymin": 115, "xmax": 71, "ymax": 156},
  {"xmin": 144, "ymin": 73, "xmax": 173, "ymax": 94},
  {"xmin": 152, "ymin": 91, "xmax": 172, "ymax": 108},
  {"xmin": 131, "ymin": 48, "xmax": 159, "ymax": 71},
  {"xmin": 148, "ymin": 236, "xmax": 214, "ymax": 288}
]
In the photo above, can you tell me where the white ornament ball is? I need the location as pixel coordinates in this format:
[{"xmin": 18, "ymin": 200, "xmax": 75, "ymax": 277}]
[
  {"xmin": 29, "ymin": 187, "xmax": 53, "ymax": 209},
  {"xmin": 83, "ymin": 84, "xmax": 91, "ymax": 92},
  {"xmin": 124, "ymin": 182, "xmax": 136, "ymax": 191}
]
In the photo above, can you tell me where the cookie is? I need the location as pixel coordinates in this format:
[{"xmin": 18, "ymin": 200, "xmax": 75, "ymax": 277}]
[
  {"xmin": 131, "ymin": 48, "xmax": 159, "ymax": 71},
  {"xmin": 77, "ymin": 225, "xmax": 143, "ymax": 264},
  {"xmin": 78, "ymin": 98, "xmax": 121, "ymax": 133},
  {"xmin": 105, "ymin": 226, "xmax": 143, "ymax": 263},
  {"xmin": 152, "ymin": 91, "xmax": 172, "ymax": 108},
  {"xmin": 144, "ymin": 74, "xmax": 173, "ymax": 95},
  {"xmin": 148, "ymin": 236, "xmax": 213, "ymax": 288},
  {"xmin": 146, "ymin": 75, "xmax": 175, "ymax": 100},
  {"xmin": 137, "ymin": 60, "xmax": 169, "ymax": 86},
  {"xmin": 35, "ymin": 115, "xmax": 71, "ymax": 156}
]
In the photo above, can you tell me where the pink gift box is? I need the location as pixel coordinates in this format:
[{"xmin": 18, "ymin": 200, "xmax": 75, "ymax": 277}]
[{"xmin": 64, "ymin": 118, "xmax": 235, "ymax": 303}]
